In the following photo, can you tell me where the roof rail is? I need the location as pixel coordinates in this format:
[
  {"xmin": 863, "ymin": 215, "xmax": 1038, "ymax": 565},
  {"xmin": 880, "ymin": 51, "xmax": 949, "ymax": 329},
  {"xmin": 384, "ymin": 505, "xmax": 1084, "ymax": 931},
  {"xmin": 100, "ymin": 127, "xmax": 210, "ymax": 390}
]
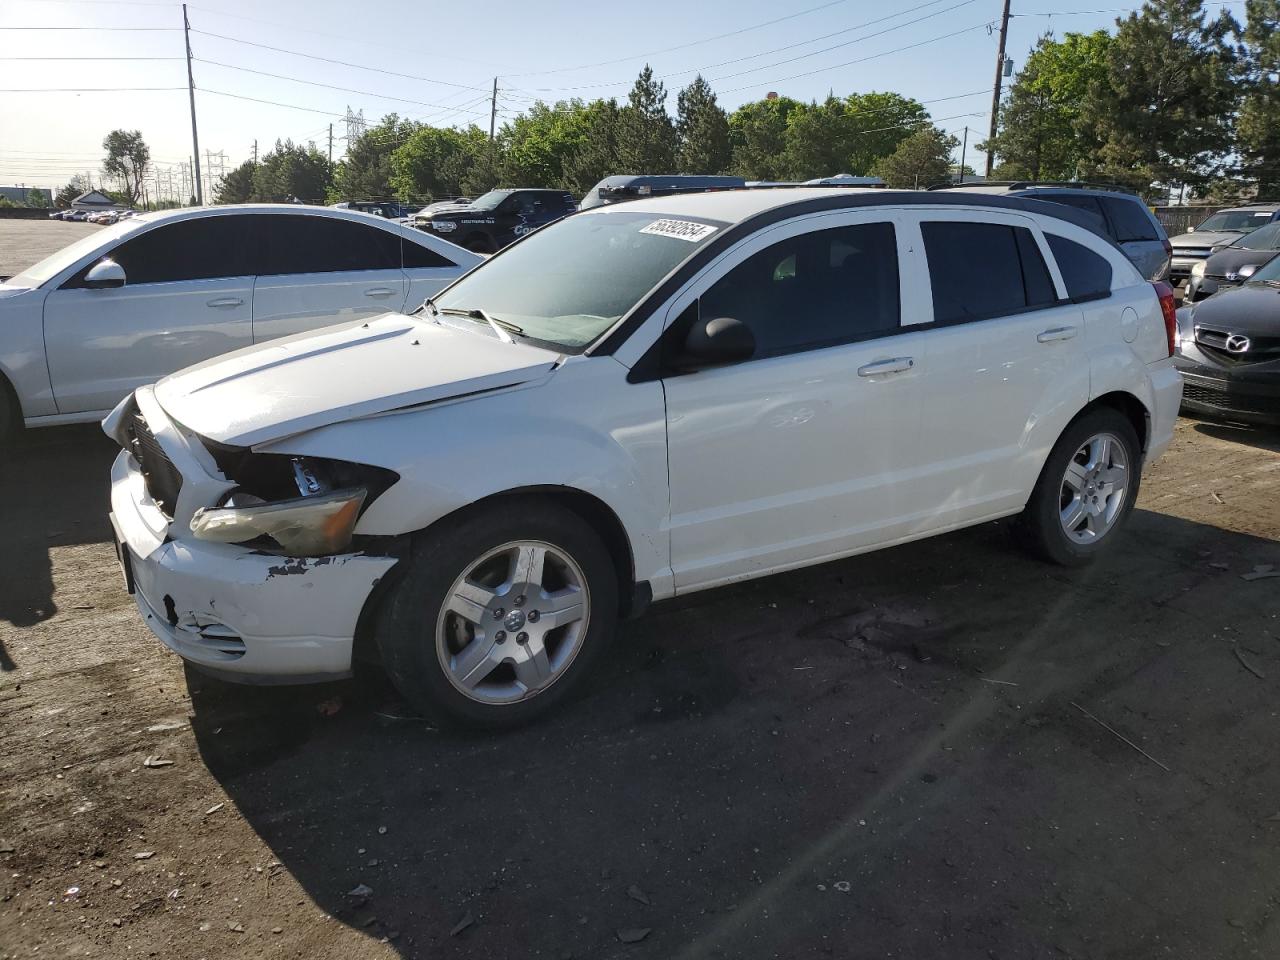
[{"xmin": 926, "ymin": 179, "xmax": 1136, "ymax": 195}]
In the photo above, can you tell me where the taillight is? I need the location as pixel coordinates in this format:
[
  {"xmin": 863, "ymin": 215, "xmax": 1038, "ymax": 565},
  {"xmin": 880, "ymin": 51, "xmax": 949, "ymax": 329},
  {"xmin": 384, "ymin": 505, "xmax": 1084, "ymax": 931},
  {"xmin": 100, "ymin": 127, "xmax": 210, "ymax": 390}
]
[{"xmin": 1152, "ymin": 280, "xmax": 1177, "ymax": 356}]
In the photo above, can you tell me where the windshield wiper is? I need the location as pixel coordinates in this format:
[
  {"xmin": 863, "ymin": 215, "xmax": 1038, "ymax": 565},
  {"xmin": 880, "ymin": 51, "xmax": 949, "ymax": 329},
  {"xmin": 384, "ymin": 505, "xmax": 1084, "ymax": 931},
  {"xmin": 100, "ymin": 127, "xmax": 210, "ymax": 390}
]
[
  {"xmin": 412, "ymin": 295, "xmax": 440, "ymax": 319},
  {"xmin": 439, "ymin": 307, "xmax": 523, "ymax": 344}
]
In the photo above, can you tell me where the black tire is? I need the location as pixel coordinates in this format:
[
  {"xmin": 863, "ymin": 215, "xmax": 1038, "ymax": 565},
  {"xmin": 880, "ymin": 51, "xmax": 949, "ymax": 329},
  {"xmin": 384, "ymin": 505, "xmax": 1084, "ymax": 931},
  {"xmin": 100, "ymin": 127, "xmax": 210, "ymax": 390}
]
[
  {"xmin": 0, "ymin": 379, "xmax": 19, "ymax": 447},
  {"xmin": 465, "ymin": 236, "xmax": 491, "ymax": 254},
  {"xmin": 1016, "ymin": 407, "xmax": 1142, "ymax": 567},
  {"xmin": 377, "ymin": 497, "xmax": 619, "ymax": 730}
]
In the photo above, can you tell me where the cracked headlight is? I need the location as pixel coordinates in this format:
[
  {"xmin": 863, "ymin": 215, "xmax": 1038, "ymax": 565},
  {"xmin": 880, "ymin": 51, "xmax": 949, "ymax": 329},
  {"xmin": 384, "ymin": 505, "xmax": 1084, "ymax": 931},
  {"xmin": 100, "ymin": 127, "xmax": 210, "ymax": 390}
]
[{"xmin": 190, "ymin": 488, "xmax": 367, "ymax": 555}]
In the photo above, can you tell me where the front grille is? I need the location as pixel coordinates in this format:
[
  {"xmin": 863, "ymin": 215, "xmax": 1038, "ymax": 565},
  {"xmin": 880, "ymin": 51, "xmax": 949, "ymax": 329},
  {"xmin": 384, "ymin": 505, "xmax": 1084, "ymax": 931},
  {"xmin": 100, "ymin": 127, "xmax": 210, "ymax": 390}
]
[
  {"xmin": 1194, "ymin": 325, "xmax": 1280, "ymax": 365},
  {"xmin": 128, "ymin": 411, "xmax": 183, "ymax": 518},
  {"xmin": 1182, "ymin": 383, "xmax": 1280, "ymax": 415}
]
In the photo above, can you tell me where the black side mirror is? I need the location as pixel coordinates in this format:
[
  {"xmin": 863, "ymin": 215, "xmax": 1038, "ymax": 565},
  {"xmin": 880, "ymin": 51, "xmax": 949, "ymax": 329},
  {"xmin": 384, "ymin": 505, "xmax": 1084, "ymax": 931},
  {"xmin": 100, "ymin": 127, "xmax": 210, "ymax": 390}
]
[{"xmin": 675, "ymin": 316, "xmax": 755, "ymax": 370}]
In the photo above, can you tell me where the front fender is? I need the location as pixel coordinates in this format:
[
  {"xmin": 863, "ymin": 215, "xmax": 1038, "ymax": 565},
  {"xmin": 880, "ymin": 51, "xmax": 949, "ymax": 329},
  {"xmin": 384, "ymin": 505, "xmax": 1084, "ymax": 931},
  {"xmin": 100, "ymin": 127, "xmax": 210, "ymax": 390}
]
[{"xmin": 256, "ymin": 356, "xmax": 674, "ymax": 598}]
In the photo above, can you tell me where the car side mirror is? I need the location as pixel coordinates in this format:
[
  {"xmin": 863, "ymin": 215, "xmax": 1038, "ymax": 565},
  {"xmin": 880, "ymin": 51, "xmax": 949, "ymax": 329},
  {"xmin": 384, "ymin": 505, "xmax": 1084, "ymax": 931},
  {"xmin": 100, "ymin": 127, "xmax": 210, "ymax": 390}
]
[
  {"xmin": 84, "ymin": 258, "xmax": 126, "ymax": 290},
  {"xmin": 676, "ymin": 316, "xmax": 755, "ymax": 370}
]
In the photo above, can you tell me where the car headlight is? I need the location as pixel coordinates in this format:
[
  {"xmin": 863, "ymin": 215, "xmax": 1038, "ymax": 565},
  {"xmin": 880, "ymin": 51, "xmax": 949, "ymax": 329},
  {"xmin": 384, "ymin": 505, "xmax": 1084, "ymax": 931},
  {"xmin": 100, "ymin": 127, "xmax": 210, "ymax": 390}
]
[
  {"xmin": 189, "ymin": 451, "xmax": 397, "ymax": 555},
  {"xmin": 1190, "ymin": 259, "xmax": 1206, "ymax": 279},
  {"xmin": 191, "ymin": 488, "xmax": 366, "ymax": 555}
]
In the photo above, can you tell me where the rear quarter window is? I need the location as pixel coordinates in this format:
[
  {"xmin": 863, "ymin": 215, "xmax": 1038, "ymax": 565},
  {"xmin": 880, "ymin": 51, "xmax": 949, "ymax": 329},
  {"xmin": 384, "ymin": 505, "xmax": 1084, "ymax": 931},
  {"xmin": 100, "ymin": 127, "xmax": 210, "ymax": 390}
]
[
  {"xmin": 1100, "ymin": 197, "xmax": 1159, "ymax": 242},
  {"xmin": 1046, "ymin": 234, "xmax": 1113, "ymax": 302}
]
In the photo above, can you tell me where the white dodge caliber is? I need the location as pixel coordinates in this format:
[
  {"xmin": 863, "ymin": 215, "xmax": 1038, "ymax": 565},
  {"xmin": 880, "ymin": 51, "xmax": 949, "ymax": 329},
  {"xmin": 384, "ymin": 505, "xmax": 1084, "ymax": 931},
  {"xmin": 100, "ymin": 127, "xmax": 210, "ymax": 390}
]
[{"xmin": 106, "ymin": 189, "xmax": 1182, "ymax": 729}]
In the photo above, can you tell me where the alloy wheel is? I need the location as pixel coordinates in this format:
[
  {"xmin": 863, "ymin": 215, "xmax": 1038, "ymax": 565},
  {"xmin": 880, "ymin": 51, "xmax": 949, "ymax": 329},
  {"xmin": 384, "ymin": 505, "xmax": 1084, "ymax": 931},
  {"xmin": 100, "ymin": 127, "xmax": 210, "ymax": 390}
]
[
  {"xmin": 1059, "ymin": 432, "xmax": 1130, "ymax": 544},
  {"xmin": 435, "ymin": 540, "xmax": 590, "ymax": 705}
]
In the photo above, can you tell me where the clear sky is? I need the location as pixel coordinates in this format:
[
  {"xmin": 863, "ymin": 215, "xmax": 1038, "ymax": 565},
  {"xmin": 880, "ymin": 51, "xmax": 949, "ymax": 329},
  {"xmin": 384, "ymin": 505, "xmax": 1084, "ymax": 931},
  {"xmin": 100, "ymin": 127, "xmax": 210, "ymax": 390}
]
[{"xmin": 0, "ymin": 0, "xmax": 1244, "ymax": 195}]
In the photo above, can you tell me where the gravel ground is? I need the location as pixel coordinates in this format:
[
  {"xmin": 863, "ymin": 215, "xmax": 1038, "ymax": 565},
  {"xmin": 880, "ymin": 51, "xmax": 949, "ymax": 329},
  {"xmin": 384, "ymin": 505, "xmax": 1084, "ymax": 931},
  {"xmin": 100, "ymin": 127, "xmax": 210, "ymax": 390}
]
[
  {"xmin": 0, "ymin": 220, "xmax": 101, "ymax": 279},
  {"xmin": 2, "ymin": 416, "xmax": 1279, "ymax": 960}
]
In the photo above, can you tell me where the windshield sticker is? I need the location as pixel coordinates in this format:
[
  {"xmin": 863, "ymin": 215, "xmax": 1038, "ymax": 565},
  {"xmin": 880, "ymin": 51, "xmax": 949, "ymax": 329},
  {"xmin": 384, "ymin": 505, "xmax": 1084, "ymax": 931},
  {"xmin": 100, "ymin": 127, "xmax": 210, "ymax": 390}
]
[
  {"xmin": 1256, "ymin": 212, "xmax": 1272, "ymax": 217},
  {"xmin": 640, "ymin": 219, "xmax": 718, "ymax": 242}
]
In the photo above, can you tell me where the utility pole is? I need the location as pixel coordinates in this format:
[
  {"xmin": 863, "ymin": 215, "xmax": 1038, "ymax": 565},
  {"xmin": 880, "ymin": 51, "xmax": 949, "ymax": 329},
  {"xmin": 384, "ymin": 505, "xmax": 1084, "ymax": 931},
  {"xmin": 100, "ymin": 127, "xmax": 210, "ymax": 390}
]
[
  {"xmin": 182, "ymin": 3, "xmax": 203, "ymax": 204},
  {"xmin": 328, "ymin": 124, "xmax": 333, "ymax": 166},
  {"xmin": 489, "ymin": 77, "xmax": 498, "ymax": 142},
  {"xmin": 985, "ymin": 0, "xmax": 1012, "ymax": 178},
  {"xmin": 958, "ymin": 126, "xmax": 969, "ymax": 184},
  {"xmin": 252, "ymin": 139, "xmax": 258, "ymax": 165}
]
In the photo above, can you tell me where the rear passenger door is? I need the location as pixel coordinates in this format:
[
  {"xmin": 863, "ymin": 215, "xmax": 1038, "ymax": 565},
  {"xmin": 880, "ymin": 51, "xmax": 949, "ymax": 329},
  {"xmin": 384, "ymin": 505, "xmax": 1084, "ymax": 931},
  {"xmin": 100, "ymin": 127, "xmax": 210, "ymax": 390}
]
[
  {"xmin": 250, "ymin": 214, "xmax": 407, "ymax": 342},
  {"xmin": 907, "ymin": 212, "xmax": 1088, "ymax": 532}
]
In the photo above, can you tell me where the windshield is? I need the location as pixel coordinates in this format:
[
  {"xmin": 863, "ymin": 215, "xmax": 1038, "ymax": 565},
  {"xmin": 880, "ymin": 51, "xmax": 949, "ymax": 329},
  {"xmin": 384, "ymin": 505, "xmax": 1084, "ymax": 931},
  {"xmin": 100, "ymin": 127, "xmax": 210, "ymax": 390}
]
[
  {"xmin": 433, "ymin": 209, "xmax": 726, "ymax": 350},
  {"xmin": 468, "ymin": 190, "xmax": 513, "ymax": 212},
  {"xmin": 1196, "ymin": 210, "xmax": 1274, "ymax": 233},
  {"xmin": 1236, "ymin": 222, "xmax": 1280, "ymax": 250},
  {"xmin": 1248, "ymin": 254, "xmax": 1280, "ymax": 283},
  {"xmin": 7, "ymin": 217, "xmax": 145, "ymax": 288}
]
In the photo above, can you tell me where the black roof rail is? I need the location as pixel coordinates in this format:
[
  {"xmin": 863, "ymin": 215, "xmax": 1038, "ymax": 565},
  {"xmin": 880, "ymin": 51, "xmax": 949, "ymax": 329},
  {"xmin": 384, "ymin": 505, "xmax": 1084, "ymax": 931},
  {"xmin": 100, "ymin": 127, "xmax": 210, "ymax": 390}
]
[{"xmin": 927, "ymin": 179, "xmax": 1136, "ymax": 195}]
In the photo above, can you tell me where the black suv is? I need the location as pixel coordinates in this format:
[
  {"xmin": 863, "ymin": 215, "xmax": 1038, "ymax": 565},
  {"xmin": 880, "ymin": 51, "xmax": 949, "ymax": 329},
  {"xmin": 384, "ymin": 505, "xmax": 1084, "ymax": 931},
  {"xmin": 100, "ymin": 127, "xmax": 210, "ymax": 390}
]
[{"xmin": 413, "ymin": 189, "xmax": 576, "ymax": 252}]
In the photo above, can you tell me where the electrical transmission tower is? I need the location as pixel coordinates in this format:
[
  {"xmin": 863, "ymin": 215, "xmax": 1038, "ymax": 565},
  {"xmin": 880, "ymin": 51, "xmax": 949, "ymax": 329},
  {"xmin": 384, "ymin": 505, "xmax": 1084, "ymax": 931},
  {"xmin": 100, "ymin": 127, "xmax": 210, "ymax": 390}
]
[{"xmin": 345, "ymin": 106, "xmax": 366, "ymax": 144}]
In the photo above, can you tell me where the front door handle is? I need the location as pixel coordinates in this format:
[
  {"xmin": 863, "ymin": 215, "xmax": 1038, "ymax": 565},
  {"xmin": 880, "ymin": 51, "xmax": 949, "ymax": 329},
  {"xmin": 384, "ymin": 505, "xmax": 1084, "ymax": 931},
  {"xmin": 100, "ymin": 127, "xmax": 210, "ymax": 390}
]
[
  {"xmin": 1037, "ymin": 325, "xmax": 1078, "ymax": 343},
  {"xmin": 206, "ymin": 297, "xmax": 243, "ymax": 308},
  {"xmin": 364, "ymin": 287, "xmax": 396, "ymax": 298},
  {"xmin": 857, "ymin": 357, "xmax": 915, "ymax": 377}
]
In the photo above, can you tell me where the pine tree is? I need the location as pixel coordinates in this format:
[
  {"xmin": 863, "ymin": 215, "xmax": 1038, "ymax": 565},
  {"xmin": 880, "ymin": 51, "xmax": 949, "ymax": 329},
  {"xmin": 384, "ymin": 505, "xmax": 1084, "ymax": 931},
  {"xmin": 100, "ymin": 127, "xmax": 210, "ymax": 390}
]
[
  {"xmin": 1237, "ymin": 0, "xmax": 1280, "ymax": 195},
  {"xmin": 615, "ymin": 66, "xmax": 677, "ymax": 173},
  {"xmin": 676, "ymin": 76, "xmax": 730, "ymax": 174}
]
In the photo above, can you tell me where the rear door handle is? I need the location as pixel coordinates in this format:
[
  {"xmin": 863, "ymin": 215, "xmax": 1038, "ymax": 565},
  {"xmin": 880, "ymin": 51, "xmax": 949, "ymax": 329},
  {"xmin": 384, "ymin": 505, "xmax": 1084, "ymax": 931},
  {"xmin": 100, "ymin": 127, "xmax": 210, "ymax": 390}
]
[
  {"xmin": 364, "ymin": 287, "xmax": 396, "ymax": 298},
  {"xmin": 857, "ymin": 357, "xmax": 915, "ymax": 377},
  {"xmin": 1037, "ymin": 326, "xmax": 1078, "ymax": 343},
  {"xmin": 206, "ymin": 297, "xmax": 243, "ymax": 308}
]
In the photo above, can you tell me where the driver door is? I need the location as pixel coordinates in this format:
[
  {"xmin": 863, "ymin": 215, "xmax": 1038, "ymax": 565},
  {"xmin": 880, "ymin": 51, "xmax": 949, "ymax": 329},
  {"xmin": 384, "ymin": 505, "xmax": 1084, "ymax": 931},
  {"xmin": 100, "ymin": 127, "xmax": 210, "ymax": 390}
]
[
  {"xmin": 43, "ymin": 215, "xmax": 255, "ymax": 415},
  {"xmin": 660, "ymin": 212, "xmax": 928, "ymax": 592}
]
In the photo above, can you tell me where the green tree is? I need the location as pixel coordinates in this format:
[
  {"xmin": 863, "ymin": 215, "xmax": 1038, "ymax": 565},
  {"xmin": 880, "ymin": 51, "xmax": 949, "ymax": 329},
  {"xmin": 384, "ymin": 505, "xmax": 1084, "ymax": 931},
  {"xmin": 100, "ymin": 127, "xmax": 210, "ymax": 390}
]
[
  {"xmin": 390, "ymin": 126, "xmax": 489, "ymax": 199},
  {"xmin": 215, "ymin": 160, "xmax": 257, "ymax": 203},
  {"xmin": 55, "ymin": 175, "xmax": 89, "ymax": 208},
  {"xmin": 615, "ymin": 65, "xmax": 677, "ymax": 173},
  {"xmin": 102, "ymin": 129, "xmax": 150, "ymax": 205},
  {"xmin": 727, "ymin": 96, "xmax": 802, "ymax": 180},
  {"xmin": 783, "ymin": 92, "xmax": 930, "ymax": 180},
  {"xmin": 1083, "ymin": 0, "xmax": 1239, "ymax": 193},
  {"xmin": 870, "ymin": 126, "xmax": 959, "ymax": 188},
  {"xmin": 676, "ymin": 75, "xmax": 731, "ymax": 174},
  {"xmin": 502, "ymin": 100, "xmax": 602, "ymax": 188},
  {"xmin": 1237, "ymin": 0, "xmax": 1280, "ymax": 195},
  {"xmin": 252, "ymin": 140, "xmax": 331, "ymax": 202},
  {"xmin": 562, "ymin": 98, "xmax": 622, "ymax": 195},
  {"xmin": 984, "ymin": 31, "xmax": 1112, "ymax": 180},
  {"xmin": 329, "ymin": 114, "xmax": 420, "ymax": 202}
]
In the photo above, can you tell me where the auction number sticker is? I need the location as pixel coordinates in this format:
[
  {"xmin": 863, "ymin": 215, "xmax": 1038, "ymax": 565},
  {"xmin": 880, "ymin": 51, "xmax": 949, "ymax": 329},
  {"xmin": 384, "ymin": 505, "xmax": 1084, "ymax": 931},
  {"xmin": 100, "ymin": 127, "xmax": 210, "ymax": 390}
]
[{"xmin": 640, "ymin": 219, "xmax": 718, "ymax": 242}]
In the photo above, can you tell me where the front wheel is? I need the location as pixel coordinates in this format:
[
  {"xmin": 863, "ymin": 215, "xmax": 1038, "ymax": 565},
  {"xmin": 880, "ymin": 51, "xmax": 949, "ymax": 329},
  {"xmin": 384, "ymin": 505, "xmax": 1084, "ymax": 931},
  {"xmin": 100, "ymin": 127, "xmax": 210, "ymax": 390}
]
[
  {"xmin": 1017, "ymin": 408, "xmax": 1142, "ymax": 566},
  {"xmin": 378, "ymin": 498, "xmax": 618, "ymax": 729}
]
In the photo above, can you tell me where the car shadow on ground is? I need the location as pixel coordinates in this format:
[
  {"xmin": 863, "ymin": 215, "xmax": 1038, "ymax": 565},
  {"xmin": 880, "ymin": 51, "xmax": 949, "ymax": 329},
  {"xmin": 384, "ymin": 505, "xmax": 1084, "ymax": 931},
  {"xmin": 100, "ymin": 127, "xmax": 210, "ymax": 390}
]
[
  {"xmin": 0, "ymin": 425, "xmax": 118, "ymax": 649},
  {"xmin": 187, "ymin": 505, "xmax": 1280, "ymax": 959},
  {"xmin": 1192, "ymin": 419, "xmax": 1280, "ymax": 453}
]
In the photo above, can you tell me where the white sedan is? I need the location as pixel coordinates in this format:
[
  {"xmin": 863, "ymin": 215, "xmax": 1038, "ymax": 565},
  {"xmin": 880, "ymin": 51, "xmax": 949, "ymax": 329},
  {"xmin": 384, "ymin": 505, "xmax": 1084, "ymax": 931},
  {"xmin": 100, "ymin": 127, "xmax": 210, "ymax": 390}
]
[{"xmin": 0, "ymin": 205, "xmax": 481, "ymax": 440}]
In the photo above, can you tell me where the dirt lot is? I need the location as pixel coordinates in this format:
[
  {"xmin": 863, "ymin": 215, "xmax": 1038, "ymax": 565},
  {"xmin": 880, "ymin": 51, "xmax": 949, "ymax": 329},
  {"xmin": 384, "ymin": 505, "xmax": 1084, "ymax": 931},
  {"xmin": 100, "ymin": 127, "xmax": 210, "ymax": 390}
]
[
  {"xmin": 0, "ymin": 220, "xmax": 100, "ymax": 279},
  {"xmin": 1, "ymin": 415, "xmax": 1278, "ymax": 960}
]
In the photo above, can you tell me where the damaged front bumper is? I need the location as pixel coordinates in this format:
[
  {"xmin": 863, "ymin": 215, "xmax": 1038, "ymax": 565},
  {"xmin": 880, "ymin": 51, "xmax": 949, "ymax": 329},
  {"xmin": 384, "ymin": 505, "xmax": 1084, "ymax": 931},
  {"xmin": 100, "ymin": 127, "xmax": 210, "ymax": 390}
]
[{"xmin": 109, "ymin": 427, "xmax": 398, "ymax": 684}]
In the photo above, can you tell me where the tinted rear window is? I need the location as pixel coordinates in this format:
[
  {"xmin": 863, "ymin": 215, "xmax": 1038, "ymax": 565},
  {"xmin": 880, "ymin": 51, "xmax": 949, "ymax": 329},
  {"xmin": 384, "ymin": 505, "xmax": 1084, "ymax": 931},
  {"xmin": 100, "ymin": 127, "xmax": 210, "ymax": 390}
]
[
  {"xmin": 258, "ymin": 215, "xmax": 402, "ymax": 275},
  {"xmin": 922, "ymin": 221, "xmax": 1059, "ymax": 324},
  {"xmin": 1046, "ymin": 234, "xmax": 1113, "ymax": 301},
  {"xmin": 1037, "ymin": 194, "xmax": 1109, "ymax": 235},
  {"xmin": 1101, "ymin": 197, "xmax": 1159, "ymax": 242}
]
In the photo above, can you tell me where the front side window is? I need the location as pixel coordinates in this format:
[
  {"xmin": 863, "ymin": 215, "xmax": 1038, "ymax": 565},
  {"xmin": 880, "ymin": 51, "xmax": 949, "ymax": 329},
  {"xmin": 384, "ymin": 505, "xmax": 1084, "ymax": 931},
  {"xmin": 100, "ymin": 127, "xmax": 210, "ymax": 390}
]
[
  {"xmin": 258, "ymin": 215, "xmax": 400, "ymax": 275},
  {"xmin": 67, "ymin": 215, "xmax": 254, "ymax": 287},
  {"xmin": 698, "ymin": 221, "xmax": 900, "ymax": 357},
  {"xmin": 922, "ymin": 221, "xmax": 1059, "ymax": 324},
  {"xmin": 433, "ymin": 209, "xmax": 726, "ymax": 351}
]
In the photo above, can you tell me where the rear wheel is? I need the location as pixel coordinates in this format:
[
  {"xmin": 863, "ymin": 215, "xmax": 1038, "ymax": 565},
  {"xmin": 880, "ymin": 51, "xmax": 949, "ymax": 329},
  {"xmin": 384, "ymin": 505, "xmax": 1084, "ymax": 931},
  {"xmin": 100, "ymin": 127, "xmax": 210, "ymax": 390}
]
[
  {"xmin": 1017, "ymin": 408, "xmax": 1141, "ymax": 566},
  {"xmin": 465, "ymin": 236, "xmax": 491, "ymax": 254},
  {"xmin": 378, "ymin": 498, "xmax": 618, "ymax": 729}
]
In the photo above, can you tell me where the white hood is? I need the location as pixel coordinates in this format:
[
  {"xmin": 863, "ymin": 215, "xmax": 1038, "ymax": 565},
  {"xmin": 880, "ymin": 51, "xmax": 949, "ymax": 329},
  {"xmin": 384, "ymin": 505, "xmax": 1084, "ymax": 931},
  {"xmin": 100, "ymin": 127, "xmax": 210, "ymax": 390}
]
[{"xmin": 153, "ymin": 313, "xmax": 560, "ymax": 447}]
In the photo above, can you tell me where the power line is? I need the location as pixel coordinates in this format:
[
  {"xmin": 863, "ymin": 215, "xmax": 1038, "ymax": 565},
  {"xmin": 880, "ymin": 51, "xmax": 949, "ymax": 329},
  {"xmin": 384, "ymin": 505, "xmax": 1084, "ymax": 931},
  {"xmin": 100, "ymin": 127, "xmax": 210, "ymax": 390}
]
[
  {"xmin": 197, "ymin": 87, "xmax": 349, "ymax": 117},
  {"xmin": 192, "ymin": 57, "xmax": 491, "ymax": 114},
  {"xmin": 506, "ymin": 0, "xmax": 861, "ymax": 77},
  {"xmin": 188, "ymin": 28, "xmax": 491, "ymax": 94},
  {"xmin": 0, "ymin": 56, "xmax": 183, "ymax": 60},
  {"xmin": 0, "ymin": 24, "xmax": 179, "ymax": 29},
  {"xmin": 0, "ymin": 85, "xmax": 186, "ymax": 91}
]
